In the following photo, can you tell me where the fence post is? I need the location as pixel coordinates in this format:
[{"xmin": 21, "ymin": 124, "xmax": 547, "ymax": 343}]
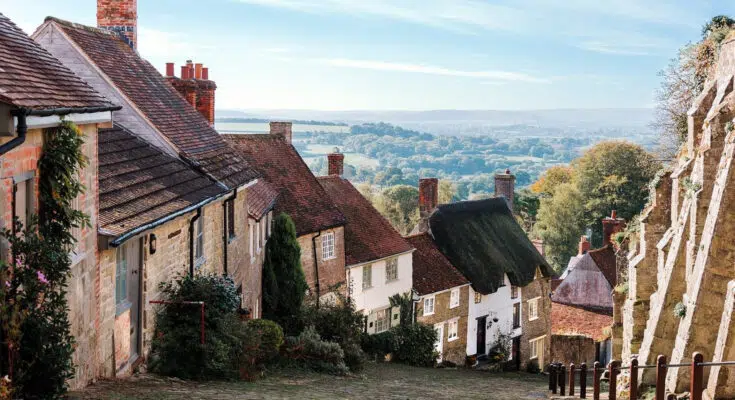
[
  {"xmin": 608, "ymin": 360, "xmax": 619, "ymax": 400},
  {"xmin": 569, "ymin": 363, "xmax": 576, "ymax": 396},
  {"xmin": 656, "ymin": 355, "xmax": 667, "ymax": 400},
  {"xmin": 560, "ymin": 363, "xmax": 566, "ymax": 396},
  {"xmin": 550, "ymin": 363, "xmax": 556, "ymax": 392},
  {"xmin": 593, "ymin": 361, "xmax": 601, "ymax": 400},
  {"xmin": 630, "ymin": 358, "xmax": 638, "ymax": 400},
  {"xmin": 690, "ymin": 352, "xmax": 704, "ymax": 400},
  {"xmin": 580, "ymin": 362, "xmax": 587, "ymax": 399}
]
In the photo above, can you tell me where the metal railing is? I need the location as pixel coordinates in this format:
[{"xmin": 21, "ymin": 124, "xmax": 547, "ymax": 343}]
[{"xmin": 548, "ymin": 352, "xmax": 730, "ymax": 400}]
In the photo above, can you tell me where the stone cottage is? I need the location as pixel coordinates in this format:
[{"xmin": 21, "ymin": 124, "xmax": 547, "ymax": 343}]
[
  {"xmin": 317, "ymin": 153, "xmax": 415, "ymax": 333},
  {"xmin": 406, "ymin": 232, "xmax": 470, "ymax": 365},
  {"xmin": 619, "ymin": 31, "xmax": 735, "ymax": 398},
  {"xmin": 31, "ymin": 2, "xmax": 264, "ymax": 384},
  {"xmin": 413, "ymin": 174, "xmax": 553, "ymax": 369},
  {"xmin": 0, "ymin": 12, "xmax": 119, "ymax": 389},
  {"xmin": 225, "ymin": 124, "xmax": 348, "ymax": 300}
]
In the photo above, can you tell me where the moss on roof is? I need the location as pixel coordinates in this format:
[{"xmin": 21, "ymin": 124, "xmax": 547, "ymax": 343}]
[{"xmin": 428, "ymin": 197, "xmax": 552, "ymax": 294}]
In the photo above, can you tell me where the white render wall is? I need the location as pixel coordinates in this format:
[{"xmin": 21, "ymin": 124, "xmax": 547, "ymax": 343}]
[
  {"xmin": 466, "ymin": 274, "xmax": 523, "ymax": 356},
  {"xmin": 347, "ymin": 252, "xmax": 413, "ymax": 316}
]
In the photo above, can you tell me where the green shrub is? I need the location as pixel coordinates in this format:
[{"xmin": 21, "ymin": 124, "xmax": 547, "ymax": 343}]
[
  {"xmin": 390, "ymin": 323, "xmax": 438, "ymax": 367},
  {"xmin": 239, "ymin": 319, "xmax": 284, "ymax": 380},
  {"xmin": 361, "ymin": 331, "xmax": 393, "ymax": 358},
  {"xmin": 282, "ymin": 326, "xmax": 349, "ymax": 375},
  {"xmin": 526, "ymin": 359, "xmax": 541, "ymax": 374},
  {"xmin": 148, "ymin": 274, "xmax": 243, "ymax": 379}
]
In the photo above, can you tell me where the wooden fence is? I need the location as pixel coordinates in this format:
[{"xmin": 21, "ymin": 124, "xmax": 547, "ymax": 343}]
[{"xmin": 548, "ymin": 352, "xmax": 725, "ymax": 400}]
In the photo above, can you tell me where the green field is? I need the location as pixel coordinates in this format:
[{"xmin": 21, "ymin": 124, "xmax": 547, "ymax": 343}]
[{"xmin": 216, "ymin": 122, "xmax": 348, "ymax": 134}]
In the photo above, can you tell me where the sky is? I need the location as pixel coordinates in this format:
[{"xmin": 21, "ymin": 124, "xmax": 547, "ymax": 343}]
[{"xmin": 3, "ymin": 0, "xmax": 735, "ymax": 111}]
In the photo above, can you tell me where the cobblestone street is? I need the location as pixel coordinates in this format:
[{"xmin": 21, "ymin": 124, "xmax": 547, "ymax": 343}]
[{"xmin": 70, "ymin": 363, "xmax": 549, "ymax": 399}]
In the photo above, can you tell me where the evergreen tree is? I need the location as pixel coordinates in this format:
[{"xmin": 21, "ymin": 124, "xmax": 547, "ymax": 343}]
[{"xmin": 262, "ymin": 213, "xmax": 308, "ymax": 332}]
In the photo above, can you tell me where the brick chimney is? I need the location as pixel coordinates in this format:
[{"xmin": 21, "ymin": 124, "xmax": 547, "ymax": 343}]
[
  {"xmin": 328, "ymin": 152, "xmax": 344, "ymax": 176},
  {"xmin": 97, "ymin": 0, "xmax": 138, "ymax": 49},
  {"xmin": 578, "ymin": 236, "xmax": 590, "ymax": 255},
  {"xmin": 494, "ymin": 168, "xmax": 515, "ymax": 213},
  {"xmin": 602, "ymin": 210, "xmax": 626, "ymax": 247},
  {"xmin": 270, "ymin": 122, "xmax": 292, "ymax": 143},
  {"xmin": 419, "ymin": 178, "xmax": 439, "ymax": 218},
  {"xmin": 165, "ymin": 60, "xmax": 217, "ymax": 127}
]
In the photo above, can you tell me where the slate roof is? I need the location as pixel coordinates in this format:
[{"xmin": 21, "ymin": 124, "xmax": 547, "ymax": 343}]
[
  {"xmin": 550, "ymin": 251, "xmax": 614, "ymax": 311},
  {"xmin": 318, "ymin": 175, "xmax": 413, "ymax": 266},
  {"xmin": 428, "ymin": 197, "xmax": 553, "ymax": 295},
  {"xmin": 224, "ymin": 134, "xmax": 346, "ymax": 236},
  {"xmin": 551, "ymin": 302, "xmax": 613, "ymax": 342},
  {"xmin": 246, "ymin": 179, "xmax": 278, "ymax": 219},
  {"xmin": 588, "ymin": 245, "xmax": 618, "ymax": 287},
  {"xmin": 49, "ymin": 18, "xmax": 256, "ymax": 188},
  {"xmin": 406, "ymin": 232, "xmax": 469, "ymax": 295},
  {"xmin": 98, "ymin": 123, "xmax": 225, "ymax": 238},
  {"xmin": 0, "ymin": 13, "xmax": 116, "ymax": 113}
]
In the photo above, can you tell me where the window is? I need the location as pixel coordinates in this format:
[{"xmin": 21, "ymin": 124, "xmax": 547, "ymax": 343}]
[
  {"xmin": 375, "ymin": 308, "xmax": 390, "ymax": 333},
  {"xmin": 528, "ymin": 297, "xmax": 540, "ymax": 321},
  {"xmin": 261, "ymin": 219, "xmax": 266, "ymax": 247},
  {"xmin": 474, "ymin": 292, "xmax": 482, "ymax": 304},
  {"xmin": 12, "ymin": 173, "xmax": 34, "ymax": 233},
  {"xmin": 447, "ymin": 319, "xmax": 459, "ymax": 341},
  {"xmin": 194, "ymin": 209, "xmax": 204, "ymax": 264},
  {"xmin": 256, "ymin": 219, "xmax": 262, "ymax": 253},
  {"xmin": 70, "ymin": 193, "xmax": 82, "ymax": 252},
  {"xmin": 266, "ymin": 212, "xmax": 272, "ymax": 238},
  {"xmin": 513, "ymin": 303, "xmax": 521, "ymax": 328},
  {"xmin": 511, "ymin": 285, "xmax": 519, "ymax": 299},
  {"xmin": 249, "ymin": 221, "xmax": 254, "ymax": 256},
  {"xmin": 529, "ymin": 336, "xmax": 546, "ymax": 360},
  {"xmin": 322, "ymin": 232, "xmax": 335, "ymax": 260},
  {"xmin": 450, "ymin": 288, "xmax": 460, "ymax": 308},
  {"xmin": 385, "ymin": 258, "xmax": 398, "ymax": 282},
  {"xmin": 362, "ymin": 265, "xmax": 372, "ymax": 289},
  {"xmin": 227, "ymin": 200, "xmax": 235, "ymax": 240},
  {"xmin": 423, "ymin": 296, "xmax": 435, "ymax": 316},
  {"xmin": 115, "ymin": 243, "xmax": 128, "ymax": 310}
]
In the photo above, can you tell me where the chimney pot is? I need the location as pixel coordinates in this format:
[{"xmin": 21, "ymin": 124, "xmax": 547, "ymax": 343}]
[
  {"xmin": 578, "ymin": 236, "xmax": 590, "ymax": 255},
  {"xmin": 166, "ymin": 62, "xmax": 175, "ymax": 77},
  {"xmin": 270, "ymin": 121, "xmax": 293, "ymax": 143},
  {"xmin": 328, "ymin": 153, "xmax": 345, "ymax": 176},
  {"xmin": 202, "ymin": 67, "xmax": 209, "ymax": 80},
  {"xmin": 418, "ymin": 178, "xmax": 439, "ymax": 218},
  {"xmin": 494, "ymin": 168, "xmax": 516, "ymax": 213},
  {"xmin": 611, "ymin": 210, "xmax": 617, "ymax": 219},
  {"xmin": 180, "ymin": 66, "xmax": 188, "ymax": 79},
  {"xmin": 195, "ymin": 63, "xmax": 203, "ymax": 79},
  {"xmin": 602, "ymin": 211, "xmax": 626, "ymax": 247}
]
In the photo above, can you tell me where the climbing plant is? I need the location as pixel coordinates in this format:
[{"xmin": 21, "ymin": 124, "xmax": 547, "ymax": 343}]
[{"xmin": 0, "ymin": 120, "xmax": 88, "ymax": 398}]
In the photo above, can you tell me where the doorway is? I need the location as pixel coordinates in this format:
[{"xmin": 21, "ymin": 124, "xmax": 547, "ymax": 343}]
[
  {"xmin": 476, "ymin": 316, "xmax": 487, "ymax": 356},
  {"xmin": 124, "ymin": 239, "xmax": 143, "ymax": 359},
  {"xmin": 434, "ymin": 323, "xmax": 444, "ymax": 362}
]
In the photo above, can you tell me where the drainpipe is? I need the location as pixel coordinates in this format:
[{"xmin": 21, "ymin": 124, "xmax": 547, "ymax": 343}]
[
  {"xmin": 222, "ymin": 189, "xmax": 237, "ymax": 276},
  {"xmin": 0, "ymin": 111, "xmax": 28, "ymax": 156},
  {"xmin": 311, "ymin": 231, "xmax": 322, "ymax": 308},
  {"xmin": 189, "ymin": 208, "xmax": 202, "ymax": 276}
]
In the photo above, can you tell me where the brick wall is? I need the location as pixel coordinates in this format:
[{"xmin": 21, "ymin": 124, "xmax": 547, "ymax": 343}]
[
  {"xmin": 416, "ymin": 285, "xmax": 470, "ymax": 365},
  {"xmin": 298, "ymin": 227, "xmax": 346, "ymax": 297},
  {"xmin": 520, "ymin": 273, "xmax": 551, "ymax": 369},
  {"xmin": 97, "ymin": 0, "xmax": 137, "ymax": 49},
  {"xmin": 551, "ymin": 334, "xmax": 596, "ymax": 365}
]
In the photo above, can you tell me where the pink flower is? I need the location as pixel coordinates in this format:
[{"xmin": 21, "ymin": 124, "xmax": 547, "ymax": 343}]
[
  {"xmin": 37, "ymin": 271, "xmax": 49, "ymax": 285},
  {"xmin": 4, "ymin": 281, "xmax": 9, "ymax": 288}
]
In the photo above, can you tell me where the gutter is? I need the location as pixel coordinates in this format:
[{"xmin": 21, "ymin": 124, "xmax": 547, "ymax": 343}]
[
  {"xmin": 0, "ymin": 110, "xmax": 27, "ymax": 156},
  {"xmin": 189, "ymin": 208, "xmax": 202, "ymax": 276},
  {"xmin": 312, "ymin": 231, "xmax": 322, "ymax": 308}
]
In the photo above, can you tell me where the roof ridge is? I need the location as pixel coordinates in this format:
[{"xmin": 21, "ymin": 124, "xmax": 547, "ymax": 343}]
[{"xmin": 45, "ymin": 16, "xmax": 115, "ymax": 36}]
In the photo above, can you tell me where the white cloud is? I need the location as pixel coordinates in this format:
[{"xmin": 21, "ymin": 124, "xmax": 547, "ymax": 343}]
[{"xmin": 320, "ymin": 58, "xmax": 550, "ymax": 83}]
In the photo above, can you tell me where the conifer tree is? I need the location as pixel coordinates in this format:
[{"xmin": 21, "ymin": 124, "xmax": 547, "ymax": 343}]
[{"xmin": 262, "ymin": 213, "xmax": 308, "ymax": 331}]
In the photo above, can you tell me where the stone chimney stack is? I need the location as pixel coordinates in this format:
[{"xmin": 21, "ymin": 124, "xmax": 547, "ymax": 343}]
[
  {"xmin": 602, "ymin": 210, "xmax": 626, "ymax": 247},
  {"xmin": 165, "ymin": 60, "xmax": 217, "ymax": 127},
  {"xmin": 328, "ymin": 153, "xmax": 344, "ymax": 176},
  {"xmin": 494, "ymin": 168, "xmax": 515, "ymax": 213},
  {"xmin": 578, "ymin": 236, "xmax": 590, "ymax": 255},
  {"xmin": 270, "ymin": 122, "xmax": 293, "ymax": 143},
  {"xmin": 419, "ymin": 178, "xmax": 439, "ymax": 218},
  {"xmin": 97, "ymin": 0, "xmax": 138, "ymax": 49}
]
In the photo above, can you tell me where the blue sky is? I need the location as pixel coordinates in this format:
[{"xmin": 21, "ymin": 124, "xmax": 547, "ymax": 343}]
[{"xmin": 3, "ymin": 0, "xmax": 735, "ymax": 110}]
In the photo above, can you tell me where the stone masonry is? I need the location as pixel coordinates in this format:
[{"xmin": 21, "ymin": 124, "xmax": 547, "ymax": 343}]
[
  {"xmin": 298, "ymin": 227, "xmax": 347, "ymax": 298},
  {"xmin": 521, "ymin": 271, "xmax": 551, "ymax": 370},
  {"xmin": 416, "ymin": 285, "xmax": 470, "ymax": 365}
]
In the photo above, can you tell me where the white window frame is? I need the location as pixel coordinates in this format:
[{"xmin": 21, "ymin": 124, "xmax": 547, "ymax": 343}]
[
  {"xmin": 385, "ymin": 258, "xmax": 398, "ymax": 282},
  {"xmin": 194, "ymin": 209, "xmax": 205, "ymax": 266},
  {"xmin": 423, "ymin": 295, "xmax": 435, "ymax": 316},
  {"xmin": 12, "ymin": 172, "xmax": 34, "ymax": 233},
  {"xmin": 447, "ymin": 318, "xmax": 459, "ymax": 342},
  {"xmin": 449, "ymin": 288, "xmax": 460, "ymax": 309},
  {"xmin": 115, "ymin": 243, "xmax": 129, "ymax": 313},
  {"xmin": 375, "ymin": 308, "xmax": 391, "ymax": 333},
  {"xmin": 322, "ymin": 232, "xmax": 335, "ymax": 260},
  {"xmin": 528, "ymin": 297, "xmax": 540, "ymax": 321},
  {"xmin": 362, "ymin": 264, "xmax": 372, "ymax": 289},
  {"xmin": 529, "ymin": 335, "xmax": 546, "ymax": 360}
]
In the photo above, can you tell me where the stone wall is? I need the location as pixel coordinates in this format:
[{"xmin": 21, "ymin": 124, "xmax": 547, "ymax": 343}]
[
  {"xmin": 520, "ymin": 273, "xmax": 551, "ymax": 370},
  {"xmin": 416, "ymin": 285, "xmax": 470, "ymax": 365},
  {"xmin": 551, "ymin": 335, "xmax": 596, "ymax": 366},
  {"xmin": 298, "ymin": 227, "xmax": 346, "ymax": 297}
]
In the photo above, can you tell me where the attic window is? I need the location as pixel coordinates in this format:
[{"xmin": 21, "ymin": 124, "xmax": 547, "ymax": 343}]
[
  {"xmin": 474, "ymin": 292, "xmax": 482, "ymax": 304},
  {"xmin": 449, "ymin": 288, "xmax": 460, "ymax": 308}
]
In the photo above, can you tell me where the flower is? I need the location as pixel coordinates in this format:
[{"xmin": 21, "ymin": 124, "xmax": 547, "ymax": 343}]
[
  {"xmin": 4, "ymin": 281, "xmax": 9, "ymax": 288},
  {"xmin": 37, "ymin": 271, "xmax": 49, "ymax": 285}
]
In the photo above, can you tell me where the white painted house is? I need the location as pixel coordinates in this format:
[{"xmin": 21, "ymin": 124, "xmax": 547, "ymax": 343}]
[{"xmin": 467, "ymin": 274, "xmax": 523, "ymax": 358}]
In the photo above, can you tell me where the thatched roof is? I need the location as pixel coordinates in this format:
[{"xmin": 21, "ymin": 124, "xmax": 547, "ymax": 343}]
[{"xmin": 428, "ymin": 197, "xmax": 552, "ymax": 295}]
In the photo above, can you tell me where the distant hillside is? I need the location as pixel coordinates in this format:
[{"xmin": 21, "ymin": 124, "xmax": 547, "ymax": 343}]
[{"xmin": 216, "ymin": 117, "xmax": 347, "ymax": 127}]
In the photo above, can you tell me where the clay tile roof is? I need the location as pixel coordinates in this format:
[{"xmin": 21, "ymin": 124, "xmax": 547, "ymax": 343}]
[
  {"xmin": 246, "ymin": 179, "xmax": 278, "ymax": 219},
  {"xmin": 428, "ymin": 198, "xmax": 553, "ymax": 294},
  {"xmin": 50, "ymin": 18, "xmax": 256, "ymax": 188},
  {"xmin": 0, "ymin": 13, "xmax": 116, "ymax": 113},
  {"xmin": 224, "ymin": 134, "xmax": 345, "ymax": 236},
  {"xmin": 588, "ymin": 245, "xmax": 618, "ymax": 287},
  {"xmin": 98, "ymin": 123, "xmax": 226, "ymax": 238},
  {"xmin": 317, "ymin": 175, "xmax": 414, "ymax": 266},
  {"xmin": 551, "ymin": 302, "xmax": 613, "ymax": 342},
  {"xmin": 406, "ymin": 232, "xmax": 469, "ymax": 295}
]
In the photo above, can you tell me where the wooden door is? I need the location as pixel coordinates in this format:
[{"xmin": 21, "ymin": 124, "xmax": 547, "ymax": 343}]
[
  {"xmin": 434, "ymin": 323, "xmax": 444, "ymax": 362},
  {"xmin": 476, "ymin": 316, "xmax": 487, "ymax": 355},
  {"xmin": 126, "ymin": 239, "xmax": 142, "ymax": 358}
]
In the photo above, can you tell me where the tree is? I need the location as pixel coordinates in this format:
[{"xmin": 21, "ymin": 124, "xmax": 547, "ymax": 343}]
[
  {"xmin": 374, "ymin": 185, "xmax": 419, "ymax": 235},
  {"xmin": 534, "ymin": 183, "xmax": 586, "ymax": 273},
  {"xmin": 530, "ymin": 165, "xmax": 573, "ymax": 197},
  {"xmin": 262, "ymin": 213, "xmax": 308, "ymax": 333},
  {"xmin": 514, "ymin": 189, "xmax": 540, "ymax": 234},
  {"xmin": 438, "ymin": 180, "xmax": 455, "ymax": 204}
]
